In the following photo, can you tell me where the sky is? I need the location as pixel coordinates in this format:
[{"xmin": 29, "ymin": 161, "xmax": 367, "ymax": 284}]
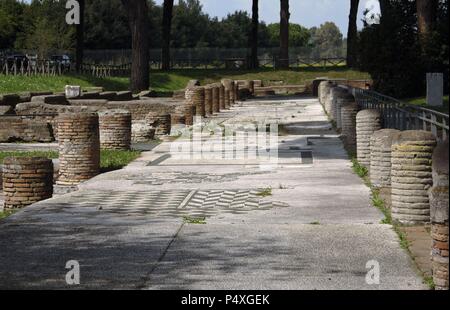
[{"xmin": 154, "ymin": 0, "xmax": 382, "ymax": 37}]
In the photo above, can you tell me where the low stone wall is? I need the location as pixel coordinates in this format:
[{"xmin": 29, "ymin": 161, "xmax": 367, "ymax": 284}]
[{"xmin": 0, "ymin": 115, "xmax": 56, "ymax": 142}]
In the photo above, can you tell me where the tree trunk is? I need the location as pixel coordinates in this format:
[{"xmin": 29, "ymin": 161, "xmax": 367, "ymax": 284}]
[
  {"xmin": 346, "ymin": 0, "xmax": 359, "ymax": 68},
  {"xmin": 121, "ymin": 0, "xmax": 150, "ymax": 92},
  {"xmin": 279, "ymin": 0, "xmax": 290, "ymax": 69},
  {"xmin": 416, "ymin": 0, "xmax": 437, "ymax": 37},
  {"xmin": 249, "ymin": 0, "xmax": 259, "ymax": 69},
  {"xmin": 75, "ymin": 0, "xmax": 85, "ymax": 73},
  {"xmin": 161, "ymin": 0, "xmax": 174, "ymax": 71},
  {"xmin": 379, "ymin": 0, "xmax": 390, "ymax": 24}
]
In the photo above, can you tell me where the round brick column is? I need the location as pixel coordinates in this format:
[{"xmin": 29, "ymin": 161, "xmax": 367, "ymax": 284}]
[
  {"xmin": 356, "ymin": 109, "xmax": 382, "ymax": 168},
  {"xmin": 330, "ymin": 87, "xmax": 348, "ymax": 123},
  {"xmin": 131, "ymin": 121, "xmax": 156, "ymax": 142},
  {"xmin": 429, "ymin": 141, "xmax": 449, "ymax": 290},
  {"xmin": 179, "ymin": 104, "xmax": 196, "ymax": 126},
  {"xmin": 204, "ymin": 85, "xmax": 213, "ymax": 116},
  {"xmin": 185, "ymin": 86, "xmax": 205, "ymax": 118},
  {"xmin": 370, "ymin": 129, "xmax": 401, "ymax": 188},
  {"xmin": 320, "ymin": 81, "xmax": 334, "ymax": 106},
  {"xmin": 340, "ymin": 102, "xmax": 359, "ymax": 154},
  {"xmin": 222, "ymin": 79, "xmax": 234, "ymax": 109},
  {"xmin": 234, "ymin": 83, "xmax": 240, "ymax": 102},
  {"xmin": 219, "ymin": 84, "xmax": 225, "ymax": 110},
  {"xmin": 212, "ymin": 85, "xmax": 220, "ymax": 113},
  {"xmin": 147, "ymin": 112, "xmax": 171, "ymax": 136},
  {"xmin": 2, "ymin": 157, "xmax": 53, "ymax": 209},
  {"xmin": 57, "ymin": 113, "xmax": 100, "ymax": 186},
  {"xmin": 335, "ymin": 92, "xmax": 355, "ymax": 131},
  {"xmin": 171, "ymin": 113, "xmax": 186, "ymax": 126},
  {"xmin": 98, "ymin": 110, "xmax": 131, "ymax": 150},
  {"xmin": 391, "ymin": 131, "xmax": 436, "ymax": 225},
  {"xmin": 318, "ymin": 81, "xmax": 327, "ymax": 104}
]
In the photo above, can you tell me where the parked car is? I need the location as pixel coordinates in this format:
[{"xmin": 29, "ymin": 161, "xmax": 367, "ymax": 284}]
[
  {"xmin": 50, "ymin": 54, "xmax": 71, "ymax": 70},
  {"xmin": 6, "ymin": 53, "xmax": 29, "ymax": 68}
]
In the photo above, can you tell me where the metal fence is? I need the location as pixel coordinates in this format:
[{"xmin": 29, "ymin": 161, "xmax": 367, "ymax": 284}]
[
  {"xmin": 0, "ymin": 58, "xmax": 70, "ymax": 76},
  {"xmin": 348, "ymin": 87, "xmax": 449, "ymax": 142}
]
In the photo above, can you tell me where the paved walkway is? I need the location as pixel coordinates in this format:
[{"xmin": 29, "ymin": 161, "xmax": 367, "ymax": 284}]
[{"xmin": 0, "ymin": 97, "xmax": 427, "ymax": 289}]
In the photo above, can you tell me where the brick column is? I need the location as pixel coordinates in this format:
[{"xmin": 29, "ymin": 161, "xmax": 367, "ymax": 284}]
[
  {"xmin": 234, "ymin": 83, "xmax": 240, "ymax": 102},
  {"xmin": 204, "ymin": 85, "xmax": 213, "ymax": 116},
  {"xmin": 391, "ymin": 130, "xmax": 436, "ymax": 225},
  {"xmin": 171, "ymin": 113, "xmax": 186, "ymax": 126},
  {"xmin": 185, "ymin": 86, "xmax": 205, "ymax": 118},
  {"xmin": 319, "ymin": 81, "xmax": 335, "ymax": 106},
  {"xmin": 98, "ymin": 110, "xmax": 132, "ymax": 150},
  {"xmin": 2, "ymin": 157, "xmax": 53, "ymax": 209},
  {"xmin": 370, "ymin": 129, "xmax": 401, "ymax": 188},
  {"xmin": 340, "ymin": 102, "xmax": 359, "ymax": 154},
  {"xmin": 230, "ymin": 80, "xmax": 236, "ymax": 105},
  {"xmin": 219, "ymin": 84, "xmax": 225, "ymax": 110},
  {"xmin": 57, "ymin": 113, "xmax": 100, "ymax": 186},
  {"xmin": 131, "ymin": 121, "xmax": 155, "ymax": 142},
  {"xmin": 212, "ymin": 85, "xmax": 220, "ymax": 113},
  {"xmin": 222, "ymin": 79, "xmax": 234, "ymax": 109},
  {"xmin": 356, "ymin": 109, "xmax": 382, "ymax": 169},
  {"xmin": 335, "ymin": 92, "xmax": 355, "ymax": 131},
  {"xmin": 429, "ymin": 141, "xmax": 449, "ymax": 290},
  {"xmin": 146, "ymin": 112, "xmax": 171, "ymax": 136},
  {"xmin": 329, "ymin": 87, "xmax": 348, "ymax": 123}
]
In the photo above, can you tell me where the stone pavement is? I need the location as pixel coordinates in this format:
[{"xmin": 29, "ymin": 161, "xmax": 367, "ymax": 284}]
[{"xmin": 0, "ymin": 96, "xmax": 427, "ymax": 290}]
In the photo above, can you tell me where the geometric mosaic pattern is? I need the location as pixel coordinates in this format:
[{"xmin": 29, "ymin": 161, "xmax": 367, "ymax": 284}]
[
  {"xmin": 127, "ymin": 171, "xmax": 269, "ymax": 186},
  {"xmin": 50, "ymin": 189, "xmax": 289, "ymax": 218}
]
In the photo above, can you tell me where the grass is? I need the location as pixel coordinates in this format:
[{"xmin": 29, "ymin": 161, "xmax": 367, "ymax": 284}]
[
  {"xmin": 256, "ymin": 187, "xmax": 273, "ymax": 197},
  {"xmin": 0, "ymin": 209, "xmax": 17, "ymax": 220},
  {"xmin": 0, "ymin": 67, "xmax": 371, "ymax": 94},
  {"xmin": 183, "ymin": 216, "xmax": 207, "ymax": 225},
  {"xmin": 0, "ymin": 150, "xmax": 59, "ymax": 163},
  {"xmin": 406, "ymin": 95, "xmax": 449, "ymax": 114},
  {"xmin": 0, "ymin": 150, "xmax": 141, "ymax": 172},
  {"xmin": 99, "ymin": 150, "xmax": 141, "ymax": 172}
]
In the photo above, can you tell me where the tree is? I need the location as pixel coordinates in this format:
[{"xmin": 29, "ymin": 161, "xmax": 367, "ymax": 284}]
[
  {"xmin": 416, "ymin": 0, "xmax": 438, "ymax": 37},
  {"xmin": 75, "ymin": 0, "xmax": 85, "ymax": 72},
  {"xmin": 346, "ymin": 0, "xmax": 359, "ymax": 67},
  {"xmin": 279, "ymin": 0, "xmax": 289, "ymax": 69},
  {"xmin": 249, "ymin": 0, "xmax": 259, "ymax": 69},
  {"xmin": 312, "ymin": 22, "xmax": 344, "ymax": 58},
  {"xmin": 121, "ymin": 0, "xmax": 150, "ymax": 92},
  {"xmin": 267, "ymin": 23, "xmax": 310, "ymax": 48},
  {"xmin": 161, "ymin": 0, "xmax": 174, "ymax": 70}
]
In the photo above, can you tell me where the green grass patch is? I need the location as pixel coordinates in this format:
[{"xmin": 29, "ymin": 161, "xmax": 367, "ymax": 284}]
[
  {"xmin": 256, "ymin": 187, "xmax": 273, "ymax": 197},
  {"xmin": 99, "ymin": 150, "xmax": 141, "ymax": 172},
  {"xmin": 406, "ymin": 96, "xmax": 449, "ymax": 114},
  {"xmin": 0, "ymin": 209, "xmax": 17, "ymax": 220},
  {"xmin": 1, "ymin": 68, "xmax": 370, "ymax": 94},
  {"xmin": 351, "ymin": 158, "xmax": 369, "ymax": 180},
  {"xmin": 0, "ymin": 150, "xmax": 141, "ymax": 172},
  {"xmin": 0, "ymin": 151, "xmax": 59, "ymax": 163},
  {"xmin": 183, "ymin": 216, "xmax": 207, "ymax": 225}
]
